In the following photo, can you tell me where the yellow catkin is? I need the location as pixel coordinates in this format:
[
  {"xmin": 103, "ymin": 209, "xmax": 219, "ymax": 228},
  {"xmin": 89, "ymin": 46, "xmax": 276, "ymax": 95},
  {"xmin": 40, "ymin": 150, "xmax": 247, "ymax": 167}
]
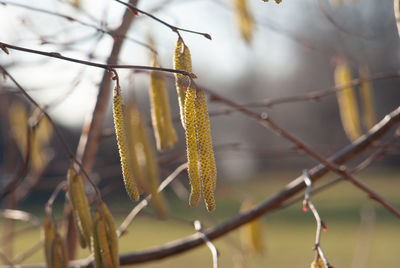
[
  {"xmin": 150, "ymin": 57, "xmax": 178, "ymax": 151},
  {"xmin": 358, "ymin": 64, "xmax": 376, "ymax": 130},
  {"xmin": 43, "ymin": 214, "xmax": 56, "ymax": 267},
  {"xmin": 239, "ymin": 200, "xmax": 264, "ymax": 254},
  {"xmin": 174, "ymin": 37, "xmax": 192, "ymax": 127},
  {"xmin": 99, "ymin": 202, "xmax": 119, "ymax": 268},
  {"xmin": 195, "ymin": 91, "xmax": 217, "ymax": 212},
  {"xmin": 184, "ymin": 87, "xmax": 201, "ymax": 207},
  {"xmin": 150, "ymin": 65, "xmax": 167, "ymax": 151},
  {"xmin": 67, "ymin": 168, "xmax": 92, "ymax": 249},
  {"xmin": 113, "ymin": 86, "xmax": 139, "ymax": 201},
  {"xmin": 233, "ymin": 0, "xmax": 255, "ymax": 44},
  {"xmin": 130, "ymin": 98, "xmax": 168, "ymax": 218},
  {"xmin": 95, "ymin": 209, "xmax": 114, "ymax": 268},
  {"xmin": 263, "ymin": 0, "xmax": 282, "ymax": 3},
  {"xmin": 92, "ymin": 211, "xmax": 102, "ymax": 268},
  {"xmin": 126, "ymin": 101, "xmax": 147, "ymax": 194},
  {"xmin": 310, "ymin": 257, "xmax": 325, "ymax": 268},
  {"xmin": 395, "ymin": 0, "xmax": 400, "ymax": 38},
  {"xmin": 334, "ymin": 61, "xmax": 362, "ymax": 142},
  {"xmin": 50, "ymin": 234, "xmax": 69, "ymax": 268}
]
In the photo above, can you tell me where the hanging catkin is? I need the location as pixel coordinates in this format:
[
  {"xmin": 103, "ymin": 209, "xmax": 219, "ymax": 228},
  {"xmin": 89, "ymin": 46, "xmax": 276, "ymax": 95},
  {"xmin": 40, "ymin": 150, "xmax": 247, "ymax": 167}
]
[
  {"xmin": 358, "ymin": 64, "xmax": 376, "ymax": 130},
  {"xmin": 174, "ymin": 37, "xmax": 192, "ymax": 127},
  {"xmin": 67, "ymin": 168, "xmax": 92, "ymax": 249},
  {"xmin": 239, "ymin": 200, "xmax": 264, "ymax": 254},
  {"xmin": 173, "ymin": 37, "xmax": 217, "ymax": 211},
  {"xmin": 113, "ymin": 86, "xmax": 139, "ymax": 201},
  {"xmin": 184, "ymin": 87, "xmax": 201, "ymax": 207},
  {"xmin": 150, "ymin": 56, "xmax": 178, "ymax": 151},
  {"xmin": 233, "ymin": 0, "xmax": 255, "ymax": 44},
  {"xmin": 195, "ymin": 91, "xmax": 216, "ymax": 211},
  {"xmin": 334, "ymin": 60, "xmax": 362, "ymax": 142},
  {"xmin": 127, "ymin": 97, "xmax": 168, "ymax": 218}
]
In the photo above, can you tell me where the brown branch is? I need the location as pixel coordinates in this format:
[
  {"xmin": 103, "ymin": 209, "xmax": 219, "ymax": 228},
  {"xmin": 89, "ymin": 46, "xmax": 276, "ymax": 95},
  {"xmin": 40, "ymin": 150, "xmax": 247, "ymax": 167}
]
[
  {"xmin": 0, "ymin": 0, "xmax": 156, "ymax": 53},
  {"xmin": 113, "ymin": 0, "xmax": 212, "ymax": 40},
  {"xmin": 199, "ymin": 83, "xmax": 400, "ymax": 217},
  {"xmin": 0, "ymin": 42, "xmax": 192, "ymax": 77},
  {"xmin": 83, "ymin": 105, "xmax": 400, "ymax": 266}
]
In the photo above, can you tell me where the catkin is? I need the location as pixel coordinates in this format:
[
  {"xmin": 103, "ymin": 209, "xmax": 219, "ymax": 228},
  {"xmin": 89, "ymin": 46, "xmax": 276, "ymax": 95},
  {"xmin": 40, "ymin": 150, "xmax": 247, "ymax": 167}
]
[
  {"xmin": 150, "ymin": 56, "xmax": 178, "ymax": 151},
  {"xmin": 395, "ymin": 0, "xmax": 400, "ymax": 38},
  {"xmin": 67, "ymin": 168, "xmax": 92, "ymax": 249},
  {"xmin": 50, "ymin": 234, "xmax": 69, "ymax": 268},
  {"xmin": 184, "ymin": 87, "xmax": 201, "ymax": 207},
  {"xmin": 358, "ymin": 64, "xmax": 376, "ymax": 130},
  {"xmin": 334, "ymin": 61, "xmax": 362, "ymax": 142},
  {"xmin": 195, "ymin": 91, "xmax": 216, "ymax": 211},
  {"xmin": 43, "ymin": 214, "xmax": 56, "ymax": 266},
  {"xmin": 150, "ymin": 67, "xmax": 167, "ymax": 151},
  {"xmin": 310, "ymin": 257, "xmax": 324, "ymax": 268},
  {"xmin": 94, "ymin": 210, "xmax": 114, "ymax": 268},
  {"xmin": 92, "ymin": 211, "xmax": 102, "ymax": 268},
  {"xmin": 239, "ymin": 200, "xmax": 264, "ymax": 254},
  {"xmin": 113, "ymin": 86, "xmax": 139, "ymax": 201},
  {"xmin": 129, "ymin": 98, "xmax": 168, "ymax": 217},
  {"xmin": 99, "ymin": 202, "xmax": 119, "ymax": 268},
  {"xmin": 233, "ymin": 0, "xmax": 255, "ymax": 44},
  {"xmin": 174, "ymin": 37, "xmax": 192, "ymax": 127}
]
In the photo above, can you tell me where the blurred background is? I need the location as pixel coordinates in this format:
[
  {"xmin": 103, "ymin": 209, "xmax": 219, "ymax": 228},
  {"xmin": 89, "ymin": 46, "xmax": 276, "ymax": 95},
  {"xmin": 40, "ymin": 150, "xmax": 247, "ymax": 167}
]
[{"xmin": 0, "ymin": 0, "xmax": 399, "ymax": 267}]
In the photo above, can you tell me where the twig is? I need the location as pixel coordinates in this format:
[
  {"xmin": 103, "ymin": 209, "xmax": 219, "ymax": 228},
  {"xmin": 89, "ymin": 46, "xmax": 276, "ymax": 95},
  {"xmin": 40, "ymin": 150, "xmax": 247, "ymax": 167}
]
[
  {"xmin": 193, "ymin": 220, "xmax": 219, "ymax": 268},
  {"xmin": 0, "ymin": 42, "xmax": 193, "ymax": 77},
  {"xmin": 0, "ymin": 66, "xmax": 100, "ymax": 198},
  {"xmin": 113, "ymin": 0, "xmax": 212, "ymax": 40},
  {"xmin": 0, "ymin": 209, "xmax": 40, "ymax": 226},
  {"xmin": 198, "ymin": 82, "xmax": 400, "ymax": 218},
  {"xmin": 82, "ymin": 105, "xmax": 400, "ymax": 266},
  {"xmin": 302, "ymin": 170, "xmax": 332, "ymax": 268},
  {"xmin": 0, "ymin": 0, "xmax": 156, "ymax": 53},
  {"xmin": 45, "ymin": 181, "xmax": 67, "ymax": 215}
]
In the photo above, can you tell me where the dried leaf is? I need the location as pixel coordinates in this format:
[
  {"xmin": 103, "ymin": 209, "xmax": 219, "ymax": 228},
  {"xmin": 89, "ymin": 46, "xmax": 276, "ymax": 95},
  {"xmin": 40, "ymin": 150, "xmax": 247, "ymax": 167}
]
[{"xmin": 334, "ymin": 60, "xmax": 362, "ymax": 141}]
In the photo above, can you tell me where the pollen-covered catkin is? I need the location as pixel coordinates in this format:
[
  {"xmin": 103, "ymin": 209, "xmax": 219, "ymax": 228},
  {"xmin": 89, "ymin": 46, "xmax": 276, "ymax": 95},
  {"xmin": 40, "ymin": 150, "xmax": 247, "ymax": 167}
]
[
  {"xmin": 113, "ymin": 86, "xmax": 139, "ymax": 201},
  {"xmin": 334, "ymin": 61, "xmax": 362, "ymax": 142},
  {"xmin": 184, "ymin": 87, "xmax": 201, "ymax": 207},
  {"xmin": 174, "ymin": 37, "xmax": 192, "ymax": 127},
  {"xmin": 195, "ymin": 91, "xmax": 216, "ymax": 212},
  {"xmin": 67, "ymin": 168, "xmax": 92, "ymax": 249}
]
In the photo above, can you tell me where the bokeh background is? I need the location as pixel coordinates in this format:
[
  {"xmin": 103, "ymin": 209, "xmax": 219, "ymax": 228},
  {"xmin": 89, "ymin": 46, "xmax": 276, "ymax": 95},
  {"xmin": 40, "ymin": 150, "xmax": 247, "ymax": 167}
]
[{"xmin": 0, "ymin": 0, "xmax": 399, "ymax": 267}]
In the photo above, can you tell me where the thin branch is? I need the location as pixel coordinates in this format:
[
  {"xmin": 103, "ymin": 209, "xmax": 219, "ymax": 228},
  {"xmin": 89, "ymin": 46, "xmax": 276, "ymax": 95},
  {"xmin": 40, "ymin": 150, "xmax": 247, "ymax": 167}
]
[
  {"xmin": 0, "ymin": 0, "xmax": 156, "ymax": 53},
  {"xmin": 113, "ymin": 0, "xmax": 212, "ymax": 40},
  {"xmin": 302, "ymin": 170, "xmax": 332, "ymax": 268},
  {"xmin": 198, "ymin": 82, "xmax": 400, "ymax": 218},
  {"xmin": 193, "ymin": 220, "xmax": 219, "ymax": 268},
  {"xmin": 82, "ymin": 105, "xmax": 400, "ymax": 266},
  {"xmin": 0, "ymin": 66, "xmax": 100, "ymax": 198},
  {"xmin": 0, "ymin": 42, "xmax": 193, "ymax": 77},
  {"xmin": 117, "ymin": 163, "xmax": 187, "ymax": 236}
]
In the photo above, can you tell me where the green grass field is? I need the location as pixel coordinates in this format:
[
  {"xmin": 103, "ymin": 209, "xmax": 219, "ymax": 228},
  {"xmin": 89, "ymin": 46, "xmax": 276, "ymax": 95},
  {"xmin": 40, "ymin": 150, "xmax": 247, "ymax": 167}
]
[{"xmin": 1, "ymin": 168, "xmax": 399, "ymax": 267}]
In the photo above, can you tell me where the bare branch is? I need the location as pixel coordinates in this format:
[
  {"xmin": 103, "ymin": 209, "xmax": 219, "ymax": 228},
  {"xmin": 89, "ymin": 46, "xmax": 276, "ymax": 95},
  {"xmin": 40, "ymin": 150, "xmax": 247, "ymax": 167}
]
[
  {"xmin": 194, "ymin": 220, "xmax": 219, "ymax": 268},
  {"xmin": 81, "ymin": 105, "xmax": 400, "ymax": 266}
]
